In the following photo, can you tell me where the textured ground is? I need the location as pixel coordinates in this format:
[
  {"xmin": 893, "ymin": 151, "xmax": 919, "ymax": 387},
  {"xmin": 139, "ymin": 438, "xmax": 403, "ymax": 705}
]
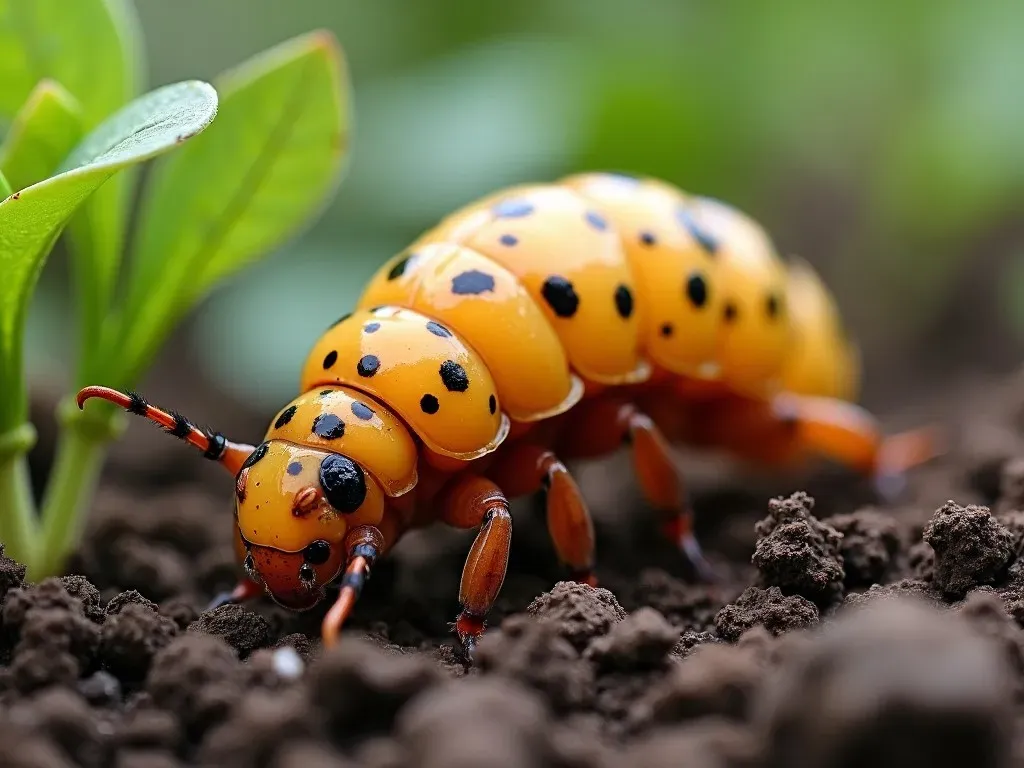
[{"xmin": 4, "ymin": 363, "xmax": 1024, "ymax": 767}]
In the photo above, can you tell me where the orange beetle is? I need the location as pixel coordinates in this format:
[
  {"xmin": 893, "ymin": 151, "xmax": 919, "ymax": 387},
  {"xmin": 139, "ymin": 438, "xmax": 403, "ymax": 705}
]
[{"xmin": 77, "ymin": 172, "xmax": 940, "ymax": 656}]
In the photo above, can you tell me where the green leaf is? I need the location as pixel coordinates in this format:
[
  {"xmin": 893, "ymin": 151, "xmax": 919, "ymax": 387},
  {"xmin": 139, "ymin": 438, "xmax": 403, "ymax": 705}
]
[
  {"xmin": 115, "ymin": 31, "xmax": 349, "ymax": 385},
  {"xmin": 0, "ymin": 80, "xmax": 218, "ymax": 429},
  {"xmin": 0, "ymin": 80, "xmax": 83, "ymax": 191}
]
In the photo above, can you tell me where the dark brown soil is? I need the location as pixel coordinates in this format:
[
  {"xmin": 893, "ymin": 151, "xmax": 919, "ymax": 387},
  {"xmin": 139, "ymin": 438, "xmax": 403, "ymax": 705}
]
[{"xmin": 6, "ymin": 359, "xmax": 1024, "ymax": 767}]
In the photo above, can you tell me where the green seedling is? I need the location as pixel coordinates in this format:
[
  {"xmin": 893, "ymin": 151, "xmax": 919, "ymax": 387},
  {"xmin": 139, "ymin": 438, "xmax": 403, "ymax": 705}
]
[{"xmin": 0, "ymin": 0, "xmax": 350, "ymax": 578}]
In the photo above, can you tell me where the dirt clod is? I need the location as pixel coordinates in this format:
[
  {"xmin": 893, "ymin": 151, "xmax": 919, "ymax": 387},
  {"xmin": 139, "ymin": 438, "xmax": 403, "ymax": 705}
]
[
  {"xmin": 527, "ymin": 582, "xmax": 626, "ymax": 651},
  {"xmin": 714, "ymin": 586, "xmax": 818, "ymax": 641},
  {"xmin": 188, "ymin": 604, "xmax": 269, "ymax": 657},
  {"xmin": 824, "ymin": 508, "xmax": 901, "ymax": 587},
  {"xmin": 923, "ymin": 500, "xmax": 1015, "ymax": 596},
  {"xmin": 584, "ymin": 607, "xmax": 678, "ymax": 671},
  {"xmin": 101, "ymin": 603, "xmax": 179, "ymax": 685}
]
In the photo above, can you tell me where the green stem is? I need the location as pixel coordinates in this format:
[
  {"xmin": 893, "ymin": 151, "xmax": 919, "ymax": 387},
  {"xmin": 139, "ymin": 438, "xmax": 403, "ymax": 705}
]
[
  {"xmin": 33, "ymin": 397, "xmax": 123, "ymax": 580},
  {"xmin": 0, "ymin": 449, "xmax": 38, "ymax": 567}
]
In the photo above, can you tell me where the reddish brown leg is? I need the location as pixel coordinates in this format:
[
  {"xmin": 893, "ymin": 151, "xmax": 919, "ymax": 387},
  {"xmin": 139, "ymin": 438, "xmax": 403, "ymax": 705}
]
[
  {"xmin": 487, "ymin": 444, "xmax": 597, "ymax": 586},
  {"xmin": 321, "ymin": 525, "xmax": 384, "ymax": 648},
  {"xmin": 438, "ymin": 475, "xmax": 513, "ymax": 661},
  {"xmin": 206, "ymin": 577, "xmax": 263, "ymax": 612}
]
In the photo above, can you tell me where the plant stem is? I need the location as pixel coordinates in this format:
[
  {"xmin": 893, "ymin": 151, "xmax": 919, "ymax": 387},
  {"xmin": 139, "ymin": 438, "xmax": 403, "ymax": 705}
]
[
  {"xmin": 0, "ymin": 452, "xmax": 37, "ymax": 567},
  {"xmin": 33, "ymin": 398, "xmax": 122, "ymax": 580}
]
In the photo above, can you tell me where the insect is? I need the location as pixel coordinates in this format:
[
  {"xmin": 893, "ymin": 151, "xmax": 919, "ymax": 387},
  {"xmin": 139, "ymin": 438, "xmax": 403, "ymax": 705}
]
[{"xmin": 77, "ymin": 172, "xmax": 940, "ymax": 655}]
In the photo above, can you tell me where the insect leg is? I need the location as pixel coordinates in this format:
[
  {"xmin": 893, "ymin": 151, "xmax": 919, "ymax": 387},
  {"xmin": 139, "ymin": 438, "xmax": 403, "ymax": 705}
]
[{"xmin": 321, "ymin": 525, "xmax": 384, "ymax": 648}]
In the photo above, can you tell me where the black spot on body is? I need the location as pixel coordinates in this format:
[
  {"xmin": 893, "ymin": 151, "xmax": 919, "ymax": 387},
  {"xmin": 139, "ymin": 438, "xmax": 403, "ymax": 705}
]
[
  {"xmin": 489, "ymin": 394, "xmax": 497, "ymax": 414},
  {"xmin": 542, "ymin": 276, "xmax": 580, "ymax": 318},
  {"xmin": 420, "ymin": 394, "xmax": 439, "ymax": 414},
  {"xmin": 766, "ymin": 293, "xmax": 781, "ymax": 320},
  {"xmin": 452, "ymin": 270, "xmax": 496, "ymax": 295},
  {"xmin": 640, "ymin": 231, "xmax": 657, "ymax": 246},
  {"xmin": 660, "ymin": 323, "xmax": 674, "ymax": 337},
  {"xmin": 493, "ymin": 199, "xmax": 534, "ymax": 218},
  {"xmin": 723, "ymin": 302, "xmax": 738, "ymax": 323},
  {"xmin": 241, "ymin": 442, "xmax": 269, "ymax": 470},
  {"xmin": 351, "ymin": 401, "xmax": 374, "ymax": 420},
  {"xmin": 387, "ymin": 254, "xmax": 415, "ymax": 280},
  {"xmin": 287, "ymin": 461, "xmax": 303, "ymax": 476},
  {"xmin": 274, "ymin": 405, "xmax": 297, "ymax": 429},
  {"xmin": 363, "ymin": 322, "xmax": 380, "ymax": 334},
  {"xmin": 426, "ymin": 321, "xmax": 452, "ymax": 337},
  {"xmin": 686, "ymin": 272, "xmax": 708, "ymax": 308},
  {"xmin": 312, "ymin": 413, "xmax": 346, "ymax": 440},
  {"xmin": 614, "ymin": 284, "xmax": 634, "ymax": 319},
  {"xmin": 585, "ymin": 210, "xmax": 608, "ymax": 231},
  {"xmin": 319, "ymin": 390, "xmax": 333, "ymax": 398},
  {"xmin": 677, "ymin": 207, "xmax": 719, "ymax": 255},
  {"xmin": 323, "ymin": 350, "xmax": 338, "ymax": 369},
  {"xmin": 440, "ymin": 360, "xmax": 469, "ymax": 392},
  {"xmin": 303, "ymin": 540, "xmax": 331, "ymax": 564},
  {"xmin": 499, "ymin": 234, "xmax": 518, "ymax": 247},
  {"xmin": 357, "ymin": 355, "xmax": 380, "ymax": 377},
  {"xmin": 319, "ymin": 454, "xmax": 367, "ymax": 514}
]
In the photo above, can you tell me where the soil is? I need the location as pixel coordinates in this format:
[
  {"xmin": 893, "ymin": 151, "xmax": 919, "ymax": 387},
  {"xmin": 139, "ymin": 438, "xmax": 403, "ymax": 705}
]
[{"xmin": 7, "ymin": 350, "xmax": 1024, "ymax": 767}]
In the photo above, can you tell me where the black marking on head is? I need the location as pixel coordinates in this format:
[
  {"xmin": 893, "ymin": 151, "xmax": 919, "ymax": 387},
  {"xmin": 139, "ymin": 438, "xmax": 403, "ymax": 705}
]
[
  {"xmin": 686, "ymin": 272, "xmax": 708, "ymax": 309},
  {"xmin": 319, "ymin": 390, "xmax": 333, "ymax": 399},
  {"xmin": 357, "ymin": 355, "xmax": 380, "ymax": 377},
  {"xmin": 274, "ymin": 405, "xmax": 297, "ymax": 430},
  {"xmin": 387, "ymin": 254, "xmax": 415, "ymax": 280},
  {"xmin": 287, "ymin": 460, "xmax": 303, "ymax": 476},
  {"xmin": 126, "ymin": 391, "xmax": 148, "ymax": 416},
  {"xmin": 323, "ymin": 350, "xmax": 338, "ymax": 369},
  {"xmin": 640, "ymin": 231, "xmax": 657, "ymax": 246},
  {"xmin": 660, "ymin": 323, "xmax": 674, "ymax": 337},
  {"xmin": 489, "ymin": 394, "xmax": 497, "ymax": 415},
  {"xmin": 319, "ymin": 454, "xmax": 367, "ymax": 514},
  {"xmin": 312, "ymin": 413, "xmax": 346, "ymax": 440},
  {"xmin": 363, "ymin": 321, "xmax": 381, "ymax": 334},
  {"xmin": 723, "ymin": 302, "xmax": 738, "ymax": 323},
  {"xmin": 167, "ymin": 411, "xmax": 191, "ymax": 439},
  {"xmin": 420, "ymin": 394, "xmax": 440, "ymax": 414},
  {"xmin": 766, "ymin": 293, "xmax": 781, "ymax": 320},
  {"xmin": 439, "ymin": 360, "xmax": 469, "ymax": 392},
  {"xmin": 585, "ymin": 210, "xmax": 608, "ymax": 231},
  {"xmin": 676, "ymin": 207, "xmax": 719, "ymax": 255},
  {"xmin": 204, "ymin": 432, "xmax": 226, "ymax": 460},
  {"xmin": 452, "ymin": 270, "xmax": 496, "ymax": 295},
  {"xmin": 614, "ymin": 284, "xmax": 634, "ymax": 319},
  {"xmin": 298, "ymin": 563, "xmax": 316, "ymax": 584},
  {"xmin": 499, "ymin": 234, "xmax": 518, "ymax": 247},
  {"xmin": 426, "ymin": 321, "xmax": 452, "ymax": 338},
  {"xmin": 351, "ymin": 401, "xmax": 374, "ymax": 420},
  {"xmin": 241, "ymin": 441, "xmax": 269, "ymax": 470},
  {"xmin": 330, "ymin": 313, "xmax": 351, "ymax": 329},
  {"xmin": 303, "ymin": 539, "xmax": 331, "ymax": 565},
  {"xmin": 493, "ymin": 199, "xmax": 534, "ymax": 218},
  {"xmin": 542, "ymin": 276, "xmax": 580, "ymax": 318}
]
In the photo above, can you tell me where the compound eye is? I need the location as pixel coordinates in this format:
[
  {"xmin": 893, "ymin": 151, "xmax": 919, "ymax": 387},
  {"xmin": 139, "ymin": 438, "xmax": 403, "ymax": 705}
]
[
  {"xmin": 319, "ymin": 454, "xmax": 367, "ymax": 514},
  {"xmin": 303, "ymin": 539, "xmax": 331, "ymax": 565}
]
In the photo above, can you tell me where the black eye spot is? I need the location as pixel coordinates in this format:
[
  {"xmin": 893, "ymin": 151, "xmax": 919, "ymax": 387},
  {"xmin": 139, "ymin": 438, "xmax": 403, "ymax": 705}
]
[
  {"xmin": 686, "ymin": 272, "xmax": 708, "ymax": 309},
  {"xmin": 452, "ymin": 270, "xmax": 496, "ymax": 295},
  {"xmin": 351, "ymin": 401, "xmax": 375, "ymax": 420},
  {"xmin": 287, "ymin": 461, "xmax": 303, "ymax": 476},
  {"xmin": 660, "ymin": 323, "xmax": 674, "ymax": 337},
  {"xmin": 499, "ymin": 234, "xmax": 518, "ymax": 247},
  {"xmin": 241, "ymin": 442, "xmax": 269, "ymax": 470},
  {"xmin": 363, "ymin": 322, "xmax": 380, "ymax": 334},
  {"xmin": 640, "ymin": 231, "xmax": 657, "ymax": 246},
  {"xmin": 440, "ymin": 360, "xmax": 469, "ymax": 392},
  {"xmin": 357, "ymin": 355, "xmax": 380, "ymax": 377},
  {"xmin": 420, "ymin": 394, "xmax": 440, "ymax": 414},
  {"xmin": 676, "ymin": 207, "xmax": 719, "ymax": 255},
  {"xmin": 330, "ymin": 313, "xmax": 351, "ymax": 329},
  {"xmin": 585, "ymin": 210, "xmax": 608, "ymax": 231},
  {"xmin": 303, "ymin": 539, "xmax": 331, "ymax": 565},
  {"xmin": 614, "ymin": 284, "xmax": 634, "ymax": 319},
  {"xmin": 493, "ymin": 199, "xmax": 534, "ymax": 218},
  {"xmin": 299, "ymin": 563, "xmax": 316, "ymax": 583},
  {"xmin": 387, "ymin": 254, "xmax": 415, "ymax": 280},
  {"xmin": 312, "ymin": 413, "xmax": 345, "ymax": 440},
  {"xmin": 274, "ymin": 405, "xmax": 297, "ymax": 429},
  {"xmin": 489, "ymin": 394, "xmax": 497, "ymax": 414},
  {"xmin": 541, "ymin": 276, "xmax": 579, "ymax": 318},
  {"xmin": 323, "ymin": 350, "xmax": 338, "ymax": 369},
  {"xmin": 426, "ymin": 321, "xmax": 452, "ymax": 338},
  {"xmin": 319, "ymin": 454, "xmax": 366, "ymax": 514},
  {"xmin": 766, "ymin": 293, "xmax": 782, "ymax": 320},
  {"xmin": 723, "ymin": 302, "xmax": 739, "ymax": 323}
]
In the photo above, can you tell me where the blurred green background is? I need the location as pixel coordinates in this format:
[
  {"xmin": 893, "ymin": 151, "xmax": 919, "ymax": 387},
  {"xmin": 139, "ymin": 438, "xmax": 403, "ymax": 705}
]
[{"xmin": 28, "ymin": 0, "xmax": 1024, "ymax": 413}]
